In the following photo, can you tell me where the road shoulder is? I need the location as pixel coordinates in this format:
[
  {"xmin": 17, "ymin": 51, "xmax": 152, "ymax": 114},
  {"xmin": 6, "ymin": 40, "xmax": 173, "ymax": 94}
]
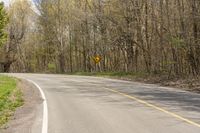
[
  {"xmin": 71, "ymin": 72, "xmax": 200, "ymax": 93},
  {"xmin": 0, "ymin": 79, "xmax": 43, "ymax": 133}
]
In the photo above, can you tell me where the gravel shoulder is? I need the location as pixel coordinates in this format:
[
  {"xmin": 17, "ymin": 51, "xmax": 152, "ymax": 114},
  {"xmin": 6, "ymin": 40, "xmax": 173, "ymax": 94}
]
[{"xmin": 0, "ymin": 79, "xmax": 43, "ymax": 133}]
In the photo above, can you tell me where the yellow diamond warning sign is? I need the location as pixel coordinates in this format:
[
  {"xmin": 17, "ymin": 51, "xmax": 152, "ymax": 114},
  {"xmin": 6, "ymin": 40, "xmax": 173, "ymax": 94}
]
[{"xmin": 93, "ymin": 56, "xmax": 101, "ymax": 64}]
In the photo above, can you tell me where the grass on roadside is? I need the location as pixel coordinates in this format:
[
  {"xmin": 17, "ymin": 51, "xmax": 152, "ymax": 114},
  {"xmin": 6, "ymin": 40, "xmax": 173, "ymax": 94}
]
[{"xmin": 0, "ymin": 75, "xmax": 23, "ymax": 127}]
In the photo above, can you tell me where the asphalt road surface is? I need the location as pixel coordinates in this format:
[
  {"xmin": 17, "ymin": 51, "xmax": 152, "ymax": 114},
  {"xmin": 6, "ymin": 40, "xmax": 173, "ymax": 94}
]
[{"xmin": 7, "ymin": 74, "xmax": 200, "ymax": 133}]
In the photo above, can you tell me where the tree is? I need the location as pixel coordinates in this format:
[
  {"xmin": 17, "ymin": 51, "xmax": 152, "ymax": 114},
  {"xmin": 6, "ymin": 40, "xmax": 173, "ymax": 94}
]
[
  {"xmin": 0, "ymin": 2, "xmax": 8, "ymax": 47},
  {"xmin": 3, "ymin": 0, "xmax": 200, "ymax": 78},
  {"xmin": 2, "ymin": 0, "xmax": 33, "ymax": 72}
]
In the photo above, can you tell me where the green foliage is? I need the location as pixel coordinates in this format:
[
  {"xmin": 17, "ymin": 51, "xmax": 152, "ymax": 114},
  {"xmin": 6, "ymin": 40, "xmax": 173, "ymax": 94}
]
[
  {"xmin": 0, "ymin": 75, "xmax": 23, "ymax": 127},
  {"xmin": 170, "ymin": 37, "xmax": 186, "ymax": 48},
  {"xmin": 0, "ymin": 2, "xmax": 8, "ymax": 47},
  {"xmin": 48, "ymin": 63, "xmax": 56, "ymax": 73}
]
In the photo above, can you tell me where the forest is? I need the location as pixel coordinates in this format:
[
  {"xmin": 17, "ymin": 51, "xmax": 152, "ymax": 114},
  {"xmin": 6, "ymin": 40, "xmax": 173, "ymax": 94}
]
[{"xmin": 0, "ymin": 0, "xmax": 199, "ymax": 79}]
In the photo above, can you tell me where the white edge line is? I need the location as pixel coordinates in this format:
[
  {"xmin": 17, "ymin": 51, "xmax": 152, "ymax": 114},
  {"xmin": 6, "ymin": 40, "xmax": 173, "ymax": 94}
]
[{"xmin": 27, "ymin": 79, "xmax": 48, "ymax": 133}]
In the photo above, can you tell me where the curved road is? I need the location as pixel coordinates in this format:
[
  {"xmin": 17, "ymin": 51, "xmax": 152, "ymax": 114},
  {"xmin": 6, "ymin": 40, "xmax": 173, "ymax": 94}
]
[{"xmin": 8, "ymin": 74, "xmax": 200, "ymax": 133}]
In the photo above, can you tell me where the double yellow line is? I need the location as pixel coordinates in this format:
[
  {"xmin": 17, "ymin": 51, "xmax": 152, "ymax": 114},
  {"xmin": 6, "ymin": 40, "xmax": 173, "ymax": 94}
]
[{"xmin": 104, "ymin": 87, "xmax": 200, "ymax": 128}]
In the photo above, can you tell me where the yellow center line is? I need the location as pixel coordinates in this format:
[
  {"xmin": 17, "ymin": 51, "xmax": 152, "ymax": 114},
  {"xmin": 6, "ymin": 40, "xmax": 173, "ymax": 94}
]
[{"xmin": 104, "ymin": 87, "xmax": 200, "ymax": 128}]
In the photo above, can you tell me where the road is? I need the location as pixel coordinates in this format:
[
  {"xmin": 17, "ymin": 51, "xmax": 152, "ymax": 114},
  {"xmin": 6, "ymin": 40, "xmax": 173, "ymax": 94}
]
[{"xmin": 7, "ymin": 74, "xmax": 200, "ymax": 133}]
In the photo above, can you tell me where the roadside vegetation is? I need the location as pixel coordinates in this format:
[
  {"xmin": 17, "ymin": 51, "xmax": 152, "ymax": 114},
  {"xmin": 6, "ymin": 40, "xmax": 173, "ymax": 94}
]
[
  {"xmin": 0, "ymin": 75, "xmax": 23, "ymax": 127},
  {"xmin": 0, "ymin": 1, "xmax": 199, "ymax": 91}
]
